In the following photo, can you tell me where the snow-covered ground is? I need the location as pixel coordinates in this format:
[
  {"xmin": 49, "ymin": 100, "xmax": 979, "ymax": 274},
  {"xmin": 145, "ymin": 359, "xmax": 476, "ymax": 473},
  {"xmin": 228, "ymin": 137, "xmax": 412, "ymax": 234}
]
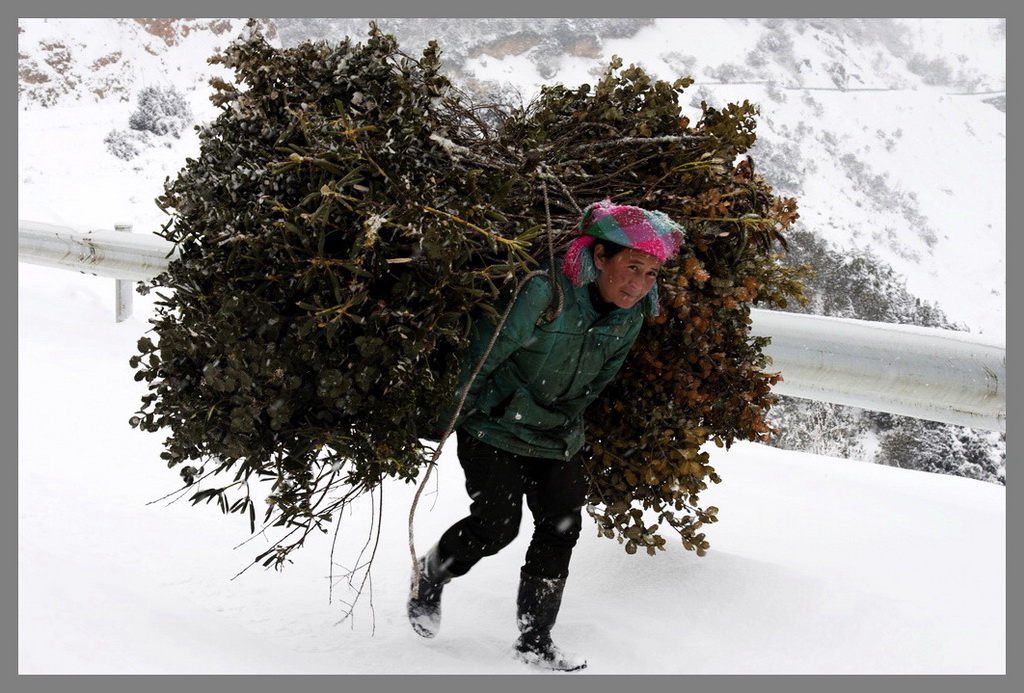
[
  {"xmin": 16, "ymin": 261, "xmax": 1008, "ymax": 674},
  {"xmin": 17, "ymin": 17, "xmax": 1008, "ymax": 681}
]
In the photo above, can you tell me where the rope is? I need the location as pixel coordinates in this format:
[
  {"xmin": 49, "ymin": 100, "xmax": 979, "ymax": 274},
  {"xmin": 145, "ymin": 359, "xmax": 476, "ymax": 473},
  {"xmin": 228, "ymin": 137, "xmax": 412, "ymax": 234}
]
[
  {"xmin": 538, "ymin": 175, "xmax": 565, "ymax": 322},
  {"xmin": 408, "ymin": 175, "xmax": 567, "ymax": 595}
]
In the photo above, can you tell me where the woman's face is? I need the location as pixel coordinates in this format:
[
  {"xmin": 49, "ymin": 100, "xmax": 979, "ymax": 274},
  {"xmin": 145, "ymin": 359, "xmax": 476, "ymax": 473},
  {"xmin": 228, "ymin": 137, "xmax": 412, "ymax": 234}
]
[{"xmin": 592, "ymin": 245, "xmax": 663, "ymax": 310}]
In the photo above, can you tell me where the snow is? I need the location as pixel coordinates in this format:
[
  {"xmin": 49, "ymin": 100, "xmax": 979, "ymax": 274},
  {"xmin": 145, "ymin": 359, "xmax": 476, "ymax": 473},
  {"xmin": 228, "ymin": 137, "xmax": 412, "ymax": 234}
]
[
  {"xmin": 17, "ymin": 18, "xmax": 1007, "ymax": 680},
  {"xmin": 15, "ymin": 274, "xmax": 1008, "ymax": 673}
]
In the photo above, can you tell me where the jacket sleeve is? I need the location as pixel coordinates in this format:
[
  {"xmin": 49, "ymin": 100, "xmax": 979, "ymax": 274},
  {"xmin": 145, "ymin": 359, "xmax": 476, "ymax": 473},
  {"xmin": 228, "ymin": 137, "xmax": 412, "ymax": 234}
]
[{"xmin": 433, "ymin": 274, "xmax": 554, "ymax": 433}]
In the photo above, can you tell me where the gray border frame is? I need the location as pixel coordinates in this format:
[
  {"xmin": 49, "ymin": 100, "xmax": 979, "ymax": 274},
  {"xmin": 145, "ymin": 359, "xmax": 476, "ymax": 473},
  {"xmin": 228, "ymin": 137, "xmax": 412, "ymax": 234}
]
[{"xmin": 10, "ymin": 3, "xmax": 1015, "ymax": 693}]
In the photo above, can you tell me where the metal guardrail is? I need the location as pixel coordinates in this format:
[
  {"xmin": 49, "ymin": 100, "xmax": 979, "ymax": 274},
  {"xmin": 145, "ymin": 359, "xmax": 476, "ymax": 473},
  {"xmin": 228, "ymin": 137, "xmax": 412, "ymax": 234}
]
[
  {"xmin": 18, "ymin": 220, "xmax": 1006, "ymax": 432},
  {"xmin": 18, "ymin": 220, "xmax": 179, "ymax": 282},
  {"xmin": 750, "ymin": 309, "xmax": 1005, "ymax": 433}
]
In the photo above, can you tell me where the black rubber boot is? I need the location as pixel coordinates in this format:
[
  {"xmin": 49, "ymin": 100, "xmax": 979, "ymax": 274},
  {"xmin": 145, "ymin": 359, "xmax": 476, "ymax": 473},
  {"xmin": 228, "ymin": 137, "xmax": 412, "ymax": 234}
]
[
  {"xmin": 407, "ymin": 544, "xmax": 454, "ymax": 638},
  {"xmin": 513, "ymin": 572, "xmax": 587, "ymax": 672}
]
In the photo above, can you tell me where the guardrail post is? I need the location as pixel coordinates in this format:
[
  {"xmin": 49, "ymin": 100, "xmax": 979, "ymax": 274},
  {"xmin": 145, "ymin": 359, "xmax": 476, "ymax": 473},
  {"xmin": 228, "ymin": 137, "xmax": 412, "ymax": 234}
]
[{"xmin": 114, "ymin": 224, "xmax": 133, "ymax": 322}]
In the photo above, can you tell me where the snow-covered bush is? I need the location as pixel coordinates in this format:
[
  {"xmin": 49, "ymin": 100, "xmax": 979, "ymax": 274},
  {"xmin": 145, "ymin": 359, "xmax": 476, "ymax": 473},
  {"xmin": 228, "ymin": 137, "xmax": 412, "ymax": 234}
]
[
  {"xmin": 105, "ymin": 86, "xmax": 194, "ymax": 159},
  {"xmin": 876, "ymin": 418, "xmax": 1004, "ymax": 485},
  {"xmin": 749, "ymin": 137, "xmax": 805, "ymax": 195},
  {"xmin": 103, "ymin": 128, "xmax": 148, "ymax": 161},
  {"xmin": 768, "ymin": 399, "xmax": 868, "ymax": 460},
  {"xmin": 748, "ymin": 28, "xmax": 797, "ymax": 73},
  {"xmin": 906, "ymin": 53, "xmax": 954, "ymax": 86},
  {"xmin": 128, "ymin": 85, "xmax": 193, "ymax": 138},
  {"xmin": 780, "ymin": 229, "xmax": 952, "ymax": 326}
]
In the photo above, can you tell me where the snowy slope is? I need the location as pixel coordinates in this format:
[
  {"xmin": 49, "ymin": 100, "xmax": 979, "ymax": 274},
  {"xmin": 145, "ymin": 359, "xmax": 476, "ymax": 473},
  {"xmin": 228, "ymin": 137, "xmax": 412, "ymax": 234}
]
[
  {"xmin": 17, "ymin": 261, "xmax": 1006, "ymax": 673},
  {"xmin": 18, "ymin": 17, "xmax": 1006, "ymax": 338}
]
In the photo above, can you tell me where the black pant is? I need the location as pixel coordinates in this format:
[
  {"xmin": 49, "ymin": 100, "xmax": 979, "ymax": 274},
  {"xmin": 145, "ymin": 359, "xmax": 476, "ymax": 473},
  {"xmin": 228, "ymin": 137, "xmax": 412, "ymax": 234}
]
[{"xmin": 436, "ymin": 429, "xmax": 588, "ymax": 580}]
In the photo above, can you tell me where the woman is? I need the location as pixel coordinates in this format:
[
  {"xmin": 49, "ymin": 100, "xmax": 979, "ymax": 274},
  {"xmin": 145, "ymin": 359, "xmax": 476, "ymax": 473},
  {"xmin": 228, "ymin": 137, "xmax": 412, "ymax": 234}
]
[{"xmin": 408, "ymin": 198, "xmax": 686, "ymax": 671}]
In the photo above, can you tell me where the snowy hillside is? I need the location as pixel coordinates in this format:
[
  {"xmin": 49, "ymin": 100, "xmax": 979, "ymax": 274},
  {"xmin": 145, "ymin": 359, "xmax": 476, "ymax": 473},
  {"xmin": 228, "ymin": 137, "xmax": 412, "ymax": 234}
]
[
  {"xmin": 18, "ymin": 17, "xmax": 1005, "ymax": 339},
  {"xmin": 17, "ymin": 18, "xmax": 277, "ymax": 110},
  {"xmin": 18, "ymin": 17, "xmax": 1006, "ymax": 481}
]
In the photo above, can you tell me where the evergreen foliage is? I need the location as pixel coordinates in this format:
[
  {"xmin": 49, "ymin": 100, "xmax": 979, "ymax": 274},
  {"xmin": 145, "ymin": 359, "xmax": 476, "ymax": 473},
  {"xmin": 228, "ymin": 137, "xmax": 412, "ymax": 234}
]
[{"xmin": 130, "ymin": 21, "xmax": 802, "ymax": 570}]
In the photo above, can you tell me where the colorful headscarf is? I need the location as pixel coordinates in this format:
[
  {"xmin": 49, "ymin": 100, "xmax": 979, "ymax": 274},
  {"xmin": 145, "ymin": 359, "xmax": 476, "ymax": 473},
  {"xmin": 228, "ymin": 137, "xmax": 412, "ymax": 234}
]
[{"xmin": 561, "ymin": 198, "xmax": 686, "ymax": 315}]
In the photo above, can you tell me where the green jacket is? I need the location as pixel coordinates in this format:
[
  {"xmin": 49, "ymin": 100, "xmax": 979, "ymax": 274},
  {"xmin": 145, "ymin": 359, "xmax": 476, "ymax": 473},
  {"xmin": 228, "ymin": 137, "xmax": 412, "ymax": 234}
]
[{"xmin": 445, "ymin": 268, "xmax": 644, "ymax": 460}]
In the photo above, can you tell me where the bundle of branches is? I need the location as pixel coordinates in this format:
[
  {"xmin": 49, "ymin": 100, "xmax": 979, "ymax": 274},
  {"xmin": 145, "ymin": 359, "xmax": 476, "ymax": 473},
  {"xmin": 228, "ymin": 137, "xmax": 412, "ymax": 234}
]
[{"xmin": 130, "ymin": 20, "xmax": 805, "ymax": 572}]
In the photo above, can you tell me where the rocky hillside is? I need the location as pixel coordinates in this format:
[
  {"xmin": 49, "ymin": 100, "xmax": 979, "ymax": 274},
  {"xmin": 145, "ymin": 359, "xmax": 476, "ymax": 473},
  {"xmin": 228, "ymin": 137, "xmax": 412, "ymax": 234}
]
[{"xmin": 18, "ymin": 18, "xmax": 276, "ymax": 109}]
